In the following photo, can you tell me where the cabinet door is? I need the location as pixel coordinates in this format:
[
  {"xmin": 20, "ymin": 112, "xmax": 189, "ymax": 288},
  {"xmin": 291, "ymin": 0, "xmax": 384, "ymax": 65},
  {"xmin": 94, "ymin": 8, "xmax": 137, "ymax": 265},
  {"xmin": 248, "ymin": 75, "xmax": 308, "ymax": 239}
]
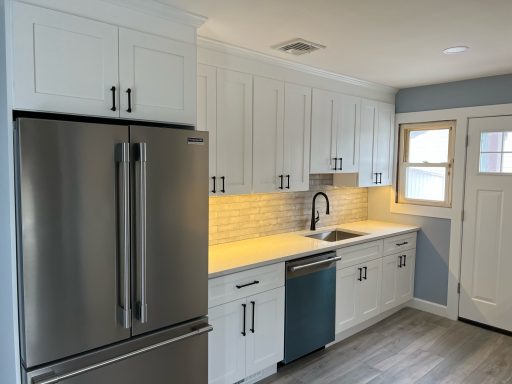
[
  {"xmin": 119, "ymin": 28, "xmax": 196, "ymax": 124},
  {"xmin": 208, "ymin": 300, "xmax": 246, "ymax": 384},
  {"xmin": 197, "ymin": 64, "xmax": 218, "ymax": 195},
  {"xmin": 253, "ymin": 77, "xmax": 285, "ymax": 193},
  {"xmin": 310, "ymin": 89, "xmax": 338, "ymax": 173},
  {"xmin": 216, "ymin": 69, "xmax": 253, "ymax": 195},
  {"xmin": 397, "ymin": 251, "xmax": 415, "ymax": 305},
  {"xmin": 373, "ymin": 103, "xmax": 395, "ymax": 186},
  {"xmin": 13, "ymin": 3, "xmax": 119, "ymax": 117},
  {"xmin": 357, "ymin": 259, "xmax": 382, "ymax": 322},
  {"xmin": 283, "ymin": 83, "xmax": 311, "ymax": 192},
  {"xmin": 335, "ymin": 266, "xmax": 359, "ymax": 333},
  {"xmin": 245, "ymin": 288, "xmax": 285, "ymax": 377},
  {"xmin": 337, "ymin": 95, "xmax": 361, "ymax": 173},
  {"xmin": 358, "ymin": 100, "xmax": 378, "ymax": 187},
  {"xmin": 381, "ymin": 254, "xmax": 399, "ymax": 312}
]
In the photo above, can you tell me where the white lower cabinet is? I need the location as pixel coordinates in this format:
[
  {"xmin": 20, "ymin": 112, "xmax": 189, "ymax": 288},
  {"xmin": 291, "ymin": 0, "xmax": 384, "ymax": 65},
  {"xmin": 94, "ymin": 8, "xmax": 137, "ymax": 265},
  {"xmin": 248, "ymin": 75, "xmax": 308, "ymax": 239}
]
[
  {"xmin": 208, "ymin": 264, "xmax": 285, "ymax": 384},
  {"xmin": 358, "ymin": 259, "xmax": 383, "ymax": 322},
  {"xmin": 381, "ymin": 254, "xmax": 399, "ymax": 311},
  {"xmin": 397, "ymin": 250, "xmax": 416, "ymax": 304}
]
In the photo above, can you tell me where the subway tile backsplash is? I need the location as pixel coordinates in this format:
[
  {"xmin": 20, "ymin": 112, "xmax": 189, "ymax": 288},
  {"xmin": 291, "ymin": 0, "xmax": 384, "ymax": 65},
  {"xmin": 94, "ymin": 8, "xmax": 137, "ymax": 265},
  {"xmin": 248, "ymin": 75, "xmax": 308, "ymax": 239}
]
[{"xmin": 209, "ymin": 174, "xmax": 368, "ymax": 245}]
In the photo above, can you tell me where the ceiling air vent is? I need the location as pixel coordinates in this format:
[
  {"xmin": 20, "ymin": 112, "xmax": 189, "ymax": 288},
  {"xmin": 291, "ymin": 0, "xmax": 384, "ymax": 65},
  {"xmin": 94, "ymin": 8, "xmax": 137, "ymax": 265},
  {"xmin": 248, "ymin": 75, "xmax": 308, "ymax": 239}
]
[{"xmin": 273, "ymin": 38, "xmax": 326, "ymax": 56}]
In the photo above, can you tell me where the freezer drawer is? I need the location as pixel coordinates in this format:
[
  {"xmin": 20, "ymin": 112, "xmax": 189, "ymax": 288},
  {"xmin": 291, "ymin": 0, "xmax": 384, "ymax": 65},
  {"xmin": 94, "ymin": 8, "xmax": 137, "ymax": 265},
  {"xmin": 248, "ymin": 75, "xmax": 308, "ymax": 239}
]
[{"xmin": 24, "ymin": 318, "xmax": 211, "ymax": 384}]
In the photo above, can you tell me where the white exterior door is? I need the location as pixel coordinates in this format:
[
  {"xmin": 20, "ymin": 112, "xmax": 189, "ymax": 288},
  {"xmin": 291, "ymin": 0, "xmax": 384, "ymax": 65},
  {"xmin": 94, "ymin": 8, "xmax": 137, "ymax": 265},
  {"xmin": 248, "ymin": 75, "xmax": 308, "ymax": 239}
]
[
  {"xmin": 357, "ymin": 259, "xmax": 382, "ymax": 322},
  {"xmin": 381, "ymin": 254, "xmax": 399, "ymax": 312},
  {"xmin": 13, "ymin": 2, "xmax": 119, "ymax": 117},
  {"xmin": 216, "ymin": 69, "xmax": 253, "ymax": 195},
  {"xmin": 311, "ymin": 89, "xmax": 338, "ymax": 173},
  {"xmin": 119, "ymin": 28, "xmax": 196, "ymax": 124},
  {"xmin": 283, "ymin": 83, "xmax": 311, "ymax": 192},
  {"xmin": 337, "ymin": 95, "xmax": 361, "ymax": 173},
  {"xmin": 245, "ymin": 288, "xmax": 285, "ymax": 377},
  {"xmin": 197, "ymin": 64, "xmax": 218, "ymax": 195},
  {"xmin": 335, "ymin": 266, "xmax": 359, "ymax": 333},
  {"xmin": 460, "ymin": 115, "xmax": 512, "ymax": 332},
  {"xmin": 253, "ymin": 76, "xmax": 285, "ymax": 193},
  {"xmin": 208, "ymin": 300, "xmax": 246, "ymax": 384}
]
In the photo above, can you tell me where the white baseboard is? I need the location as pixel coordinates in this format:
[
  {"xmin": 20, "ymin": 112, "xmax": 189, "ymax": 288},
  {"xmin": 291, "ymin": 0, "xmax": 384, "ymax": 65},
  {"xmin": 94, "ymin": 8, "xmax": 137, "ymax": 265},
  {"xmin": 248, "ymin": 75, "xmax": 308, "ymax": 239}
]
[
  {"xmin": 407, "ymin": 297, "xmax": 449, "ymax": 318},
  {"xmin": 242, "ymin": 365, "xmax": 277, "ymax": 384}
]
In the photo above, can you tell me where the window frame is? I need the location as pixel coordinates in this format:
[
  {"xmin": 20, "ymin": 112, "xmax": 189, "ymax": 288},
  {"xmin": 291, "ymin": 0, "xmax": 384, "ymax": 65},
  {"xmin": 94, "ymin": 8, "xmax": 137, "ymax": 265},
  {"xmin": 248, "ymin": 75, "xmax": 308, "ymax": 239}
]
[{"xmin": 397, "ymin": 120, "xmax": 456, "ymax": 208}]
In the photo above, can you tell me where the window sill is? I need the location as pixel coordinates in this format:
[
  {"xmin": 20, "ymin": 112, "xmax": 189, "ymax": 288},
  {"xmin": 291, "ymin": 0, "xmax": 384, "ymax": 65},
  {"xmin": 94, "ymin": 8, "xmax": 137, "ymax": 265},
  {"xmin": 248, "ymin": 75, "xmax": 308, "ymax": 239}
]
[{"xmin": 389, "ymin": 190, "xmax": 454, "ymax": 219}]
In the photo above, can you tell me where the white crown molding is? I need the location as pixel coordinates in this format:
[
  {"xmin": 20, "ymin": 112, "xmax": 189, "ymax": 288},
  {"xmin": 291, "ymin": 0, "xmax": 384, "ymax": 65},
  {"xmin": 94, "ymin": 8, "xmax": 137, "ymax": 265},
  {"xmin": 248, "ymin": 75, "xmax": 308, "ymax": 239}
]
[
  {"xmin": 198, "ymin": 37, "xmax": 397, "ymax": 95},
  {"xmin": 100, "ymin": 0, "xmax": 207, "ymax": 28}
]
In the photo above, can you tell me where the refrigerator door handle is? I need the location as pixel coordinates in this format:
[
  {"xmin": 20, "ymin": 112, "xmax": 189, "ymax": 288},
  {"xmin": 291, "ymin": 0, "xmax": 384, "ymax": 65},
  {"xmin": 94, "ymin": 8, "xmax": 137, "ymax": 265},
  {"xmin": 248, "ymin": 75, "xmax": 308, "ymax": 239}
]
[
  {"xmin": 137, "ymin": 142, "xmax": 148, "ymax": 324},
  {"xmin": 30, "ymin": 324, "xmax": 213, "ymax": 384},
  {"xmin": 117, "ymin": 143, "xmax": 131, "ymax": 329}
]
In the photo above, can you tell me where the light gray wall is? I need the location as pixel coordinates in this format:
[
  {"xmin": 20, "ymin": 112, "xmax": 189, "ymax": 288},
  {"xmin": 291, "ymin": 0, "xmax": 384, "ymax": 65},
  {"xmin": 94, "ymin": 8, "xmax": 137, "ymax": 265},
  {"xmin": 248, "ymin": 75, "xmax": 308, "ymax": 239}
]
[
  {"xmin": 396, "ymin": 74, "xmax": 512, "ymax": 113},
  {"xmin": 368, "ymin": 188, "xmax": 450, "ymax": 305}
]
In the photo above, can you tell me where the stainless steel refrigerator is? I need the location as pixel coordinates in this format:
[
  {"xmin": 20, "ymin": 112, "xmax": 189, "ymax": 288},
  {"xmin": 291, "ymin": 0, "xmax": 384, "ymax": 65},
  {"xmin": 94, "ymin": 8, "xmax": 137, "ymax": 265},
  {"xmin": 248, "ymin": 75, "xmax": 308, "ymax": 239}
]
[{"xmin": 15, "ymin": 117, "xmax": 210, "ymax": 384}]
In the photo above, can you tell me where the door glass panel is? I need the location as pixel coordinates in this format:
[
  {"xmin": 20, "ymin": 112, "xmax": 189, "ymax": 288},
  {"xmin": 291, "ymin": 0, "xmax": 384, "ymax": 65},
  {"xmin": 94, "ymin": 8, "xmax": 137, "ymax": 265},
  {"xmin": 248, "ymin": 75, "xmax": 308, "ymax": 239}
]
[
  {"xmin": 407, "ymin": 129, "xmax": 450, "ymax": 163},
  {"xmin": 479, "ymin": 131, "xmax": 512, "ymax": 173},
  {"xmin": 405, "ymin": 167, "xmax": 446, "ymax": 201}
]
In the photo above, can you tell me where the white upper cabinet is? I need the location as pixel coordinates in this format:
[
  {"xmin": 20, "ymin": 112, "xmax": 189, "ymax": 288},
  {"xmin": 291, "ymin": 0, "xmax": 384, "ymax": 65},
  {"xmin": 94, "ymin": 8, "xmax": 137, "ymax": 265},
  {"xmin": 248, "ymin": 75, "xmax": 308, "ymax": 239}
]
[
  {"xmin": 283, "ymin": 83, "xmax": 311, "ymax": 192},
  {"xmin": 197, "ymin": 64, "xmax": 217, "ymax": 194},
  {"xmin": 334, "ymin": 99, "xmax": 395, "ymax": 187},
  {"xmin": 310, "ymin": 88, "xmax": 361, "ymax": 174},
  {"xmin": 13, "ymin": 3, "xmax": 119, "ymax": 117},
  {"xmin": 253, "ymin": 78, "xmax": 311, "ymax": 193},
  {"xmin": 253, "ymin": 76, "xmax": 285, "ymax": 193},
  {"xmin": 216, "ymin": 69, "xmax": 253, "ymax": 195},
  {"xmin": 13, "ymin": 3, "xmax": 197, "ymax": 124},
  {"xmin": 118, "ymin": 28, "xmax": 196, "ymax": 124}
]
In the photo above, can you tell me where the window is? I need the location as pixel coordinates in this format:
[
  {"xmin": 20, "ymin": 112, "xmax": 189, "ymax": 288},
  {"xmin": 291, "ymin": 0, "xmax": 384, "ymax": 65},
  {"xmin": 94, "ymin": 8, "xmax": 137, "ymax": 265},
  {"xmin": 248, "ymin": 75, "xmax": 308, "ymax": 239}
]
[
  {"xmin": 397, "ymin": 121, "xmax": 455, "ymax": 207},
  {"xmin": 479, "ymin": 131, "xmax": 512, "ymax": 173}
]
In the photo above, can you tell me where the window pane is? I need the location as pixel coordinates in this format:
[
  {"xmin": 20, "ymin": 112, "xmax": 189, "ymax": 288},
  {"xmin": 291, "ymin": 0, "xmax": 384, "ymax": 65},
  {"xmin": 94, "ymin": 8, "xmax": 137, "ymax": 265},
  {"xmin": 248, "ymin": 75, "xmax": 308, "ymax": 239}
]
[
  {"xmin": 480, "ymin": 132, "xmax": 503, "ymax": 152},
  {"xmin": 407, "ymin": 129, "xmax": 450, "ymax": 163},
  {"xmin": 503, "ymin": 132, "xmax": 512, "ymax": 152},
  {"xmin": 503, "ymin": 154, "xmax": 512, "ymax": 173},
  {"xmin": 405, "ymin": 167, "xmax": 446, "ymax": 201},
  {"xmin": 479, "ymin": 131, "xmax": 512, "ymax": 173},
  {"xmin": 479, "ymin": 153, "xmax": 502, "ymax": 173}
]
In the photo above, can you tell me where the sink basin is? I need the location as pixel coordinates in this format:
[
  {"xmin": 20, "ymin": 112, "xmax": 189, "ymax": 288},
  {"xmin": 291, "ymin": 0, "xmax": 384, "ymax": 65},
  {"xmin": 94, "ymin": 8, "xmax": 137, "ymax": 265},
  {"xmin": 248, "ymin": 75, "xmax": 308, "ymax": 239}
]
[{"xmin": 305, "ymin": 230, "xmax": 363, "ymax": 242}]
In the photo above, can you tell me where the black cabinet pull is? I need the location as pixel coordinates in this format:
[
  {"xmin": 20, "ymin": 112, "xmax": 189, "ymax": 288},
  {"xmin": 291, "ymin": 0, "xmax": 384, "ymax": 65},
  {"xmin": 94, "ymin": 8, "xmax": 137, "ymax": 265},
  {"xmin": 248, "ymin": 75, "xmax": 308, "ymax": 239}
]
[
  {"xmin": 126, "ymin": 88, "xmax": 132, "ymax": 113},
  {"xmin": 286, "ymin": 175, "xmax": 290, "ymax": 189},
  {"xmin": 374, "ymin": 173, "xmax": 378, "ymax": 184},
  {"xmin": 363, "ymin": 266, "xmax": 368, "ymax": 280},
  {"xmin": 221, "ymin": 176, "xmax": 226, "ymax": 193},
  {"xmin": 403, "ymin": 255, "xmax": 407, "ymax": 267},
  {"xmin": 338, "ymin": 158, "xmax": 343, "ymax": 171},
  {"xmin": 332, "ymin": 158, "xmax": 338, "ymax": 171},
  {"xmin": 211, "ymin": 176, "xmax": 217, "ymax": 194},
  {"xmin": 110, "ymin": 86, "xmax": 117, "ymax": 111},
  {"xmin": 398, "ymin": 256, "xmax": 403, "ymax": 268},
  {"xmin": 236, "ymin": 280, "xmax": 259, "ymax": 289},
  {"xmin": 250, "ymin": 301, "xmax": 255, "ymax": 333},
  {"xmin": 279, "ymin": 175, "xmax": 284, "ymax": 190},
  {"xmin": 396, "ymin": 241, "xmax": 409, "ymax": 246},
  {"xmin": 357, "ymin": 268, "xmax": 362, "ymax": 281},
  {"xmin": 378, "ymin": 173, "xmax": 383, "ymax": 184},
  {"xmin": 241, "ymin": 304, "xmax": 246, "ymax": 336}
]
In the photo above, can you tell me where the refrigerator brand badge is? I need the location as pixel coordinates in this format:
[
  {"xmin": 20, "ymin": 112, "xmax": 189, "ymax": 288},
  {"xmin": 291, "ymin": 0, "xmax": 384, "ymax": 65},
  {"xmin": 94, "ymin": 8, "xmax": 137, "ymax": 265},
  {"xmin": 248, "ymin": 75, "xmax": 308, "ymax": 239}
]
[{"xmin": 187, "ymin": 137, "xmax": 204, "ymax": 145}]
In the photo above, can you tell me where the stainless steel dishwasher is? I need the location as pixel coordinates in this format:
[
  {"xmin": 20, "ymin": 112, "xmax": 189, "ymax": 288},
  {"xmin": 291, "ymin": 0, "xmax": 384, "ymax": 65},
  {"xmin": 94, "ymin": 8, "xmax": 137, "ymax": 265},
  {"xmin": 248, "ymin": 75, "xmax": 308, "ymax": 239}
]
[{"xmin": 284, "ymin": 251, "xmax": 341, "ymax": 364}]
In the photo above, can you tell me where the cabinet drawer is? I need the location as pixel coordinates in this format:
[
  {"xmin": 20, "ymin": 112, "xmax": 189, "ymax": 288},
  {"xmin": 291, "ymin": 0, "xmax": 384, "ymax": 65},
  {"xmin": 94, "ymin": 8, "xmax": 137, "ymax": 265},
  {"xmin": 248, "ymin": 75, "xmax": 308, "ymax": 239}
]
[
  {"xmin": 383, "ymin": 232, "xmax": 417, "ymax": 256},
  {"xmin": 208, "ymin": 263, "xmax": 285, "ymax": 308},
  {"xmin": 336, "ymin": 240, "xmax": 383, "ymax": 269}
]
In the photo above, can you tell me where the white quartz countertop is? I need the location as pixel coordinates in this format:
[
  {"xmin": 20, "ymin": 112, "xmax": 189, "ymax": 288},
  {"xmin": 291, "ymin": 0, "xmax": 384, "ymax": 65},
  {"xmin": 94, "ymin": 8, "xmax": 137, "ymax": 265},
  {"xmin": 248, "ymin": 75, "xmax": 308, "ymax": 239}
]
[{"xmin": 208, "ymin": 220, "xmax": 419, "ymax": 278}]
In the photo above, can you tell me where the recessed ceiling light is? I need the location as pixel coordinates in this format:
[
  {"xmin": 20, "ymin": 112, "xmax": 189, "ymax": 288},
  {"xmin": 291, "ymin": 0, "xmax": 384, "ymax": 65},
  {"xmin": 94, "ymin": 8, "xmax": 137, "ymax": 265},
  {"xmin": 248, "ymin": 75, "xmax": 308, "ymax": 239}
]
[{"xmin": 443, "ymin": 46, "xmax": 469, "ymax": 54}]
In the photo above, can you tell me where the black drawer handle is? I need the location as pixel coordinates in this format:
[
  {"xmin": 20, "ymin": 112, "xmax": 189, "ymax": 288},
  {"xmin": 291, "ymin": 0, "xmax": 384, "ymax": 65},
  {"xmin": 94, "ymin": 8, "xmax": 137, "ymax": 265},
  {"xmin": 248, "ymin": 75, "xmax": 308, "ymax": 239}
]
[
  {"xmin": 241, "ymin": 304, "xmax": 246, "ymax": 336},
  {"xmin": 211, "ymin": 176, "xmax": 216, "ymax": 194},
  {"xmin": 110, "ymin": 86, "xmax": 117, "ymax": 111},
  {"xmin": 357, "ymin": 268, "xmax": 362, "ymax": 281},
  {"xmin": 363, "ymin": 266, "xmax": 368, "ymax": 280},
  {"xmin": 221, "ymin": 176, "xmax": 226, "ymax": 193},
  {"xmin": 126, "ymin": 88, "xmax": 132, "ymax": 113},
  {"xmin": 286, "ymin": 175, "xmax": 290, "ymax": 189},
  {"xmin": 396, "ymin": 241, "xmax": 409, "ymax": 246},
  {"xmin": 250, "ymin": 301, "xmax": 255, "ymax": 333},
  {"xmin": 236, "ymin": 280, "xmax": 259, "ymax": 289}
]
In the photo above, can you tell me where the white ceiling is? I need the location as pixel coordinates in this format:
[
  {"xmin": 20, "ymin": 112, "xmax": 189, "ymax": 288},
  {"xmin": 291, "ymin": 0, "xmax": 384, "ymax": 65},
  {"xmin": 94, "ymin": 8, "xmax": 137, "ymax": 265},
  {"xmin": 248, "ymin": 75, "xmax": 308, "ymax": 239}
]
[{"xmin": 162, "ymin": 0, "xmax": 512, "ymax": 89}]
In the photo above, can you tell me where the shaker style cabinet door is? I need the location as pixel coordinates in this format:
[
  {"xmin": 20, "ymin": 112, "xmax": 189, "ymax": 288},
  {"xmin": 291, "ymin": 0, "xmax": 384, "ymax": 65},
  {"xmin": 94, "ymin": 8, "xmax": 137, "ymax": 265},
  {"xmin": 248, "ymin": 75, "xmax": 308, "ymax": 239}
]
[
  {"xmin": 119, "ymin": 28, "xmax": 196, "ymax": 124},
  {"xmin": 397, "ymin": 251, "xmax": 415, "ymax": 304},
  {"xmin": 253, "ymin": 76, "xmax": 285, "ymax": 193},
  {"xmin": 335, "ymin": 266, "xmax": 359, "ymax": 333},
  {"xmin": 208, "ymin": 300, "xmax": 247, "ymax": 384},
  {"xmin": 337, "ymin": 95, "xmax": 361, "ymax": 173},
  {"xmin": 13, "ymin": 2, "xmax": 119, "ymax": 117},
  {"xmin": 216, "ymin": 69, "xmax": 253, "ymax": 195},
  {"xmin": 381, "ymin": 254, "xmax": 399, "ymax": 312},
  {"xmin": 310, "ymin": 88, "xmax": 338, "ymax": 173},
  {"xmin": 197, "ymin": 64, "xmax": 218, "ymax": 195},
  {"xmin": 357, "ymin": 258, "xmax": 382, "ymax": 322},
  {"xmin": 373, "ymin": 103, "xmax": 395, "ymax": 186}
]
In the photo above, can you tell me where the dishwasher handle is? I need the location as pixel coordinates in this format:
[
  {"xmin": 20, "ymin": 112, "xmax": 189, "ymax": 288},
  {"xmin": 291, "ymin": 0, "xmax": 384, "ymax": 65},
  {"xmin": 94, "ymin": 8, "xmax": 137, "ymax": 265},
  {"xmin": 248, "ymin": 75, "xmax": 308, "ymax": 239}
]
[{"xmin": 289, "ymin": 256, "xmax": 341, "ymax": 272}]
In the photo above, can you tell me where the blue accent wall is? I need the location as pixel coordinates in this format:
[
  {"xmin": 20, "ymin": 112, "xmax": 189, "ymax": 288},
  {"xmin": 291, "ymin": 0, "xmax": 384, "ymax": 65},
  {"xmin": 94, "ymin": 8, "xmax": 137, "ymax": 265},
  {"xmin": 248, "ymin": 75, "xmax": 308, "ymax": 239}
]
[{"xmin": 396, "ymin": 74, "xmax": 512, "ymax": 113}]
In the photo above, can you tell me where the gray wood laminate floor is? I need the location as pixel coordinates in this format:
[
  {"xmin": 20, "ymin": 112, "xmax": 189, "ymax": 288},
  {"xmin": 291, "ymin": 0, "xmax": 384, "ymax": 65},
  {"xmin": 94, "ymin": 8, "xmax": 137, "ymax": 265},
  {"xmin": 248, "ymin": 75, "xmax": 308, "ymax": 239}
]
[{"xmin": 260, "ymin": 308, "xmax": 512, "ymax": 384}]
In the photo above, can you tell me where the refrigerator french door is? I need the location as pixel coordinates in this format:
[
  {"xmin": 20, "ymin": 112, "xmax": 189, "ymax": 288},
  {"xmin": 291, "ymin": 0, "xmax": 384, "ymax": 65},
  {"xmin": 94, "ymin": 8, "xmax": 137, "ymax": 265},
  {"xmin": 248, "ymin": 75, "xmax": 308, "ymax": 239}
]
[{"xmin": 15, "ymin": 118, "xmax": 209, "ymax": 383}]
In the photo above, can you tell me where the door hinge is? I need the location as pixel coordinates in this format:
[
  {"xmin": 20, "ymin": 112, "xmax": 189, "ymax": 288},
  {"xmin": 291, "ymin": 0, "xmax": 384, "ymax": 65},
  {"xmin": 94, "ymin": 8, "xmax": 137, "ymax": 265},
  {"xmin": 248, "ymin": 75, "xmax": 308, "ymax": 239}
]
[{"xmin": 457, "ymin": 283, "xmax": 461, "ymax": 294}]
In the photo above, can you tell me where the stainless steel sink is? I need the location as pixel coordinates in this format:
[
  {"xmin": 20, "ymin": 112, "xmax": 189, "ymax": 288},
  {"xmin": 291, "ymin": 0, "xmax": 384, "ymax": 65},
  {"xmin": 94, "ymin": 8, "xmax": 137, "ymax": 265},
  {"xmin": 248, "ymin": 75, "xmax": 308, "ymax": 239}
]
[{"xmin": 305, "ymin": 230, "xmax": 363, "ymax": 242}]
